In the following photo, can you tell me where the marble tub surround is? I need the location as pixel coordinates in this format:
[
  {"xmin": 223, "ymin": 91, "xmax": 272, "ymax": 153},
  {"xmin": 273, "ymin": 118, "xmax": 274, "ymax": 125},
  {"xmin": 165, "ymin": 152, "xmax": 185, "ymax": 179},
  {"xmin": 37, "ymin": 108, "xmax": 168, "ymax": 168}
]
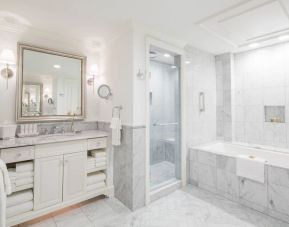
[
  {"xmin": 189, "ymin": 146, "xmax": 289, "ymax": 223},
  {"xmin": 17, "ymin": 185, "xmax": 289, "ymax": 227}
]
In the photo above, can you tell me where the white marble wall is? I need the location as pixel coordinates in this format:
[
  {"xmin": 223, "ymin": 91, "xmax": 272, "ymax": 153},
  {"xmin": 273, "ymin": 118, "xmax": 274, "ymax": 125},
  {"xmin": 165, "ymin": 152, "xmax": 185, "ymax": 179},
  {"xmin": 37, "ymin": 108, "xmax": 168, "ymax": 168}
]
[
  {"xmin": 185, "ymin": 46, "xmax": 217, "ymax": 147},
  {"xmin": 215, "ymin": 53, "xmax": 232, "ymax": 141},
  {"xmin": 189, "ymin": 148, "xmax": 289, "ymax": 223},
  {"xmin": 98, "ymin": 122, "xmax": 146, "ymax": 211},
  {"xmin": 233, "ymin": 41, "xmax": 289, "ymax": 148}
]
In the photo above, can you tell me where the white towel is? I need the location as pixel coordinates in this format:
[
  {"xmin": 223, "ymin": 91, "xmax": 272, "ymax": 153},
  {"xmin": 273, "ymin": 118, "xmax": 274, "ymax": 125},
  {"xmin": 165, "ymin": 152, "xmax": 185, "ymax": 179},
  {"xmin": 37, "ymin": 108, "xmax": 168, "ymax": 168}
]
[
  {"xmin": 236, "ymin": 155, "xmax": 266, "ymax": 183},
  {"xmin": 7, "ymin": 189, "xmax": 33, "ymax": 207},
  {"xmin": 16, "ymin": 162, "xmax": 34, "ymax": 173},
  {"xmin": 87, "ymin": 173, "xmax": 106, "ymax": 185},
  {"xmin": 87, "ymin": 181, "xmax": 106, "ymax": 192},
  {"xmin": 95, "ymin": 162, "xmax": 106, "ymax": 168},
  {"xmin": 6, "ymin": 201, "xmax": 33, "ymax": 218},
  {"xmin": 90, "ymin": 151, "xmax": 106, "ymax": 158},
  {"xmin": 8, "ymin": 169, "xmax": 16, "ymax": 177},
  {"xmin": 110, "ymin": 117, "xmax": 122, "ymax": 146},
  {"xmin": 12, "ymin": 184, "xmax": 33, "ymax": 193},
  {"xmin": 15, "ymin": 177, "xmax": 33, "ymax": 187},
  {"xmin": 17, "ymin": 171, "xmax": 34, "ymax": 179},
  {"xmin": 95, "ymin": 157, "xmax": 106, "ymax": 163},
  {"xmin": 0, "ymin": 159, "xmax": 12, "ymax": 227}
]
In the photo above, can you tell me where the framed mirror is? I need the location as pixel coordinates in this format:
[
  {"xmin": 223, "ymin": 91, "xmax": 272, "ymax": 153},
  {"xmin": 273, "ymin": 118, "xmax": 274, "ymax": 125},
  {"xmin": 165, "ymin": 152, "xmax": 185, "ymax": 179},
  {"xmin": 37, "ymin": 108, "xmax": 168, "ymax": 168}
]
[{"xmin": 16, "ymin": 43, "xmax": 86, "ymax": 122}]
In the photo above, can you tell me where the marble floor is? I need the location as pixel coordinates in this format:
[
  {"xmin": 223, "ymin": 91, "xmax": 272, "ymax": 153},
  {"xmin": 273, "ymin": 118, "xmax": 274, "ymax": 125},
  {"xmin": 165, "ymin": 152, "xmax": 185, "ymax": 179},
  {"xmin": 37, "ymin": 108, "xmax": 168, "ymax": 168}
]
[
  {"xmin": 150, "ymin": 161, "xmax": 176, "ymax": 188},
  {"xmin": 17, "ymin": 185, "xmax": 289, "ymax": 227}
]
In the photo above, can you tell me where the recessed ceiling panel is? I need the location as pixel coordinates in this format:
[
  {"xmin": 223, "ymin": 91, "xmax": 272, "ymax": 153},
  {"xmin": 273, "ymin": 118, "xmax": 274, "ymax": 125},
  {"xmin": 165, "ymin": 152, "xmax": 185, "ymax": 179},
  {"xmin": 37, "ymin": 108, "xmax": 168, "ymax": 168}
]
[{"xmin": 199, "ymin": 0, "xmax": 289, "ymax": 47}]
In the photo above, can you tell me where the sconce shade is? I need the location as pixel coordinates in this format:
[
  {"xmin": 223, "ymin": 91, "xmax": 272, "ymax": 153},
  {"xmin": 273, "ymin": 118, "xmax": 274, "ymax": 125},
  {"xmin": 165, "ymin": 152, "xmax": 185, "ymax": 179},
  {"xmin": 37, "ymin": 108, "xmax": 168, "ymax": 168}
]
[
  {"xmin": 90, "ymin": 64, "xmax": 99, "ymax": 74},
  {"xmin": 0, "ymin": 49, "xmax": 15, "ymax": 65}
]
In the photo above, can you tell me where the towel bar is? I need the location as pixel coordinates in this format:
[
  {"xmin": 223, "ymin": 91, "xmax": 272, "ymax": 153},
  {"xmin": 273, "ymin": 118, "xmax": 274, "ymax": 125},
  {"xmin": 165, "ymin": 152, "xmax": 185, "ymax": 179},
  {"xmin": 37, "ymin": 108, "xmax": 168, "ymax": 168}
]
[{"xmin": 112, "ymin": 105, "xmax": 123, "ymax": 118}]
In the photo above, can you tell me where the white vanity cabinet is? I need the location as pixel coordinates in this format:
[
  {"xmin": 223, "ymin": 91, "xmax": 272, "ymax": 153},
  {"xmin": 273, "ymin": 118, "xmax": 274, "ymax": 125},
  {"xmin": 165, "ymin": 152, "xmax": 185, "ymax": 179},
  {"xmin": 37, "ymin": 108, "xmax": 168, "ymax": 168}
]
[
  {"xmin": 0, "ymin": 131, "xmax": 114, "ymax": 227},
  {"xmin": 63, "ymin": 152, "xmax": 87, "ymax": 201},
  {"xmin": 34, "ymin": 140, "xmax": 87, "ymax": 209},
  {"xmin": 34, "ymin": 155, "xmax": 63, "ymax": 210}
]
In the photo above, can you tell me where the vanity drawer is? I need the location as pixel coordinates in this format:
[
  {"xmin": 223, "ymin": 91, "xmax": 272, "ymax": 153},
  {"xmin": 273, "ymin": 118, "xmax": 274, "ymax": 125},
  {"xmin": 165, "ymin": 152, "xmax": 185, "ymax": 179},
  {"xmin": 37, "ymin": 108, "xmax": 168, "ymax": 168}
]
[
  {"xmin": 35, "ymin": 140, "xmax": 87, "ymax": 158},
  {"xmin": 0, "ymin": 146, "xmax": 35, "ymax": 163},
  {"xmin": 87, "ymin": 138, "xmax": 107, "ymax": 150}
]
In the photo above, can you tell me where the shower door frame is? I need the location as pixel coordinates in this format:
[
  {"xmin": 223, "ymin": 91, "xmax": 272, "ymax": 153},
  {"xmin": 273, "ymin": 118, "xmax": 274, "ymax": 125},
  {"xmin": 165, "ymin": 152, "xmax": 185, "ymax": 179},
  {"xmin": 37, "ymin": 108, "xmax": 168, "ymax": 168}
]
[{"xmin": 145, "ymin": 37, "xmax": 187, "ymax": 205}]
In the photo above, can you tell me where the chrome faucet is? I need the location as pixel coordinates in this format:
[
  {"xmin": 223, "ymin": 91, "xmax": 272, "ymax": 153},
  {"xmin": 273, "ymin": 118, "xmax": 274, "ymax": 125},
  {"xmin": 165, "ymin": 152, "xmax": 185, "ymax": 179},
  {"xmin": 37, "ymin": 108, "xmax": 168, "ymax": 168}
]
[{"xmin": 70, "ymin": 114, "xmax": 75, "ymax": 133}]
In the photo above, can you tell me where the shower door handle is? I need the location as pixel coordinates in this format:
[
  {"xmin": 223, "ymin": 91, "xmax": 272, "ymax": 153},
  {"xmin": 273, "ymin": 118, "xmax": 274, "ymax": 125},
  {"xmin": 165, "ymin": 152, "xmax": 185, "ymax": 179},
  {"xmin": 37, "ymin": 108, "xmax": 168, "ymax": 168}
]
[{"xmin": 199, "ymin": 92, "xmax": 205, "ymax": 112}]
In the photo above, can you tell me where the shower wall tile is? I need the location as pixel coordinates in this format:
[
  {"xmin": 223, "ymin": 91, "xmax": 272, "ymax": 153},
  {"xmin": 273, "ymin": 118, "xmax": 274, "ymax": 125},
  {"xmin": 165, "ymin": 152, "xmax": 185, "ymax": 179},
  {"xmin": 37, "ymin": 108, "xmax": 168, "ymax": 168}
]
[
  {"xmin": 232, "ymin": 42, "xmax": 289, "ymax": 149},
  {"xmin": 185, "ymin": 46, "xmax": 217, "ymax": 147},
  {"xmin": 215, "ymin": 53, "xmax": 232, "ymax": 141}
]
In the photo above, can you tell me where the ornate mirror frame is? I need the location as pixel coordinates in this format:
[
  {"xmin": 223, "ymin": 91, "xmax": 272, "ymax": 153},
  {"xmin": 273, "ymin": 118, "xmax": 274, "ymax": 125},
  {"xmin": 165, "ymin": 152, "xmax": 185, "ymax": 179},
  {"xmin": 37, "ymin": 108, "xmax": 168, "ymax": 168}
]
[{"xmin": 16, "ymin": 43, "xmax": 86, "ymax": 122}]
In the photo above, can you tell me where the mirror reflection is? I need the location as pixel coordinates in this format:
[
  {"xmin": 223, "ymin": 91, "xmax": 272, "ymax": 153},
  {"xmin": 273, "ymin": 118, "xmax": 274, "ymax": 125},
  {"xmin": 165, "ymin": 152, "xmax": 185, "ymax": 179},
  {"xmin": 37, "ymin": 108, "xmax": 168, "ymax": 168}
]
[{"xmin": 20, "ymin": 48, "xmax": 84, "ymax": 119}]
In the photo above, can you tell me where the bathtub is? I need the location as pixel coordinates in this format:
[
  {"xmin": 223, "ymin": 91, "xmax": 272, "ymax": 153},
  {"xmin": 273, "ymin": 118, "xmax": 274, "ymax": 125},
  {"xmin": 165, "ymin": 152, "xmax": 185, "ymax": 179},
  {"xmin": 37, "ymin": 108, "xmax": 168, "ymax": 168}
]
[
  {"xmin": 194, "ymin": 141, "xmax": 289, "ymax": 169},
  {"xmin": 189, "ymin": 141, "xmax": 289, "ymax": 223}
]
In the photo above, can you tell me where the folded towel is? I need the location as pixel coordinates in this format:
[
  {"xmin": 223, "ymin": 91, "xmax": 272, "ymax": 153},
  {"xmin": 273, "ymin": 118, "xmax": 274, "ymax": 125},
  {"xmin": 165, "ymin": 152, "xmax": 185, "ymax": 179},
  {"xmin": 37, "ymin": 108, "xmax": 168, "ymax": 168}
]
[
  {"xmin": 12, "ymin": 184, "xmax": 33, "ymax": 193},
  {"xmin": 95, "ymin": 162, "xmax": 106, "ymax": 168},
  {"xmin": 7, "ymin": 201, "xmax": 33, "ymax": 218},
  {"xmin": 87, "ymin": 172, "xmax": 106, "ymax": 185},
  {"xmin": 87, "ymin": 157, "xmax": 95, "ymax": 161},
  {"xmin": 8, "ymin": 168, "xmax": 16, "ymax": 176},
  {"xmin": 7, "ymin": 189, "xmax": 33, "ymax": 207},
  {"xmin": 236, "ymin": 155, "xmax": 266, "ymax": 183},
  {"xmin": 95, "ymin": 157, "xmax": 106, "ymax": 163},
  {"xmin": 16, "ymin": 162, "xmax": 34, "ymax": 173},
  {"xmin": 0, "ymin": 159, "xmax": 12, "ymax": 227},
  {"xmin": 15, "ymin": 177, "xmax": 33, "ymax": 187},
  {"xmin": 87, "ymin": 181, "xmax": 106, "ymax": 192},
  {"xmin": 17, "ymin": 171, "xmax": 34, "ymax": 179},
  {"xmin": 90, "ymin": 151, "xmax": 106, "ymax": 158},
  {"xmin": 110, "ymin": 117, "xmax": 122, "ymax": 146}
]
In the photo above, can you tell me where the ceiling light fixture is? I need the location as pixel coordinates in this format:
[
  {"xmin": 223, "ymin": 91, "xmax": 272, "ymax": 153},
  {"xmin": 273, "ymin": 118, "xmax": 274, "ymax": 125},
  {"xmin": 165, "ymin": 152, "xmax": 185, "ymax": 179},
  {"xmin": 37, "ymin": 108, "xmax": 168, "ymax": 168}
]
[
  {"xmin": 164, "ymin": 53, "xmax": 171, "ymax": 58},
  {"xmin": 248, "ymin": 43, "xmax": 259, "ymax": 48},
  {"xmin": 185, "ymin": 60, "xmax": 191, "ymax": 64},
  {"xmin": 53, "ymin": 64, "xmax": 61, "ymax": 69},
  {"xmin": 171, "ymin": 65, "xmax": 177, "ymax": 69},
  {"xmin": 278, "ymin": 35, "xmax": 289, "ymax": 41}
]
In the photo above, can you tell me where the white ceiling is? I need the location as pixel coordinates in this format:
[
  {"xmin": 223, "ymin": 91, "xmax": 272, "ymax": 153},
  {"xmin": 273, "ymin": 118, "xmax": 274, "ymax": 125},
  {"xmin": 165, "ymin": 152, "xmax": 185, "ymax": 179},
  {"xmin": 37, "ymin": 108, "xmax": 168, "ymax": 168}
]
[{"xmin": 0, "ymin": 0, "xmax": 289, "ymax": 54}]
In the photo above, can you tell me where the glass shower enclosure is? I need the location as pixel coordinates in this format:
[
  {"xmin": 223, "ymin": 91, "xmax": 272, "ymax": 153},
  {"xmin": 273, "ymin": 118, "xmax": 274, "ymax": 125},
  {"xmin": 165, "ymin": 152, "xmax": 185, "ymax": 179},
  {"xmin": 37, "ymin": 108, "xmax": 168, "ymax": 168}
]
[{"xmin": 149, "ymin": 46, "xmax": 181, "ymax": 191}]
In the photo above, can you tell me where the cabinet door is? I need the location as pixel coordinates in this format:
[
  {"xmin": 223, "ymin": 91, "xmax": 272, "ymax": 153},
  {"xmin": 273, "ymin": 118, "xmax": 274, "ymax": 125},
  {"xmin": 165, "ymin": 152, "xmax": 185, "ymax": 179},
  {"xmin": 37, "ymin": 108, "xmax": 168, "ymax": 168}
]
[
  {"xmin": 63, "ymin": 152, "xmax": 86, "ymax": 201},
  {"xmin": 34, "ymin": 155, "xmax": 63, "ymax": 210}
]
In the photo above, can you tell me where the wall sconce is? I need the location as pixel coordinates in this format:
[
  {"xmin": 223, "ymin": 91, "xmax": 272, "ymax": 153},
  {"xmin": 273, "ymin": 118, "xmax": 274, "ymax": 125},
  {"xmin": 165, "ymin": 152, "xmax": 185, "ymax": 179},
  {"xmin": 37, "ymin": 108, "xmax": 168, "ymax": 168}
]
[
  {"xmin": 0, "ymin": 49, "xmax": 15, "ymax": 89},
  {"xmin": 87, "ymin": 64, "xmax": 99, "ymax": 93}
]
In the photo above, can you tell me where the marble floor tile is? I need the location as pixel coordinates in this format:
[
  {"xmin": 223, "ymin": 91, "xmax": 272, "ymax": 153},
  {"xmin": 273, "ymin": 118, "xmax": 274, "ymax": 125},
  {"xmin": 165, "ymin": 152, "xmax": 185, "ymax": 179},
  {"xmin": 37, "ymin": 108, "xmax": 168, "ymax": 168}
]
[
  {"xmin": 150, "ymin": 161, "xmax": 176, "ymax": 188},
  {"xmin": 18, "ymin": 185, "xmax": 289, "ymax": 227}
]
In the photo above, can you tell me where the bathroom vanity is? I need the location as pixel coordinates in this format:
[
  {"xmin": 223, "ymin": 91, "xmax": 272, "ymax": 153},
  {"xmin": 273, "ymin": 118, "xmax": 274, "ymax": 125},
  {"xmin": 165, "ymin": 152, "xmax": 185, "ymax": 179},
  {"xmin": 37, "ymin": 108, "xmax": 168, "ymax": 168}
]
[{"xmin": 0, "ymin": 130, "xmax": 113, "ymax": 226}]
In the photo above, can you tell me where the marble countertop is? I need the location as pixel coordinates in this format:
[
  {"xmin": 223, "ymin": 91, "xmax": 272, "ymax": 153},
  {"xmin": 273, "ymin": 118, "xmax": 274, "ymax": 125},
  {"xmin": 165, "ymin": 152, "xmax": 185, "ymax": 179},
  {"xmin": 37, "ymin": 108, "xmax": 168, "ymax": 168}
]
[{"xmin": 0, "ymin": 130, "xmax": 108, "ymax": 149}]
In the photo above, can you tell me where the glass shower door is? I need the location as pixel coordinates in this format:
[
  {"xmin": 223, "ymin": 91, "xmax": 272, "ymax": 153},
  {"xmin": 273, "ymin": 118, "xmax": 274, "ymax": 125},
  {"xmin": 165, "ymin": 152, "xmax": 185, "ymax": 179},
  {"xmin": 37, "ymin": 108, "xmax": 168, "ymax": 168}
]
[{"xmin": 149, "ymin": 46, "xmax": 181, "ymax": 191}]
